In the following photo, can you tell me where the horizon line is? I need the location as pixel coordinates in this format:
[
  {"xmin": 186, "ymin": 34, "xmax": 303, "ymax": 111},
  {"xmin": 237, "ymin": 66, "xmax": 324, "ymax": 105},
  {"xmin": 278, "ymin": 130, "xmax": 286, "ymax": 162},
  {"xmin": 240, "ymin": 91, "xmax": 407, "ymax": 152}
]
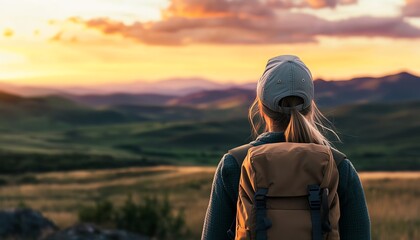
[{"xmin": 0, "ymin": 69, "xmax": 417, "ymax": 89}]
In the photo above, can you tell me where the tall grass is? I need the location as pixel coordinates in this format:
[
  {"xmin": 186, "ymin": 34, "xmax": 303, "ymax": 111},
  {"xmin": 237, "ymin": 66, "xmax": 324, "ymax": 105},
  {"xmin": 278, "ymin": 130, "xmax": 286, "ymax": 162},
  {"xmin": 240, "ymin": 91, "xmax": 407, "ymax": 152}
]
[
  {"xmin": 364, "ymin": 178, "xmax": 420, "ymax": 240},
  {"xmin": 0, "ymin": 167, "xmax": 418, "ymax": 239}
]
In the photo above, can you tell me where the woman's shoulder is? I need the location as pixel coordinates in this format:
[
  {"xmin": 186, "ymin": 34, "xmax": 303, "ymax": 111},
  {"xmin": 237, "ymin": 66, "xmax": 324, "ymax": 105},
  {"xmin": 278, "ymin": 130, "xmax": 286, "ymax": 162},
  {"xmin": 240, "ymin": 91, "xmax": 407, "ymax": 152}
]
[
  {"xmin": 215, "ymin": 144, "xmax": 252, "ymax": 183},
  {"xmin": 330, "ymin": 147, "xmax": 358, "ymax": 179},
  {"xmin": 330, "ymin": 147, "xmax": 347, "ymax": 166},
  {"xmin": 216, "ymin": 152, "xmax": 241, "ymax": 179},
  {"xmin": 330, "ymin": 147, "xmax": 355, "ymax": 173},
  {"xmin": 211, "ymin": 152, "xmax": 243, "ymax": 198}
]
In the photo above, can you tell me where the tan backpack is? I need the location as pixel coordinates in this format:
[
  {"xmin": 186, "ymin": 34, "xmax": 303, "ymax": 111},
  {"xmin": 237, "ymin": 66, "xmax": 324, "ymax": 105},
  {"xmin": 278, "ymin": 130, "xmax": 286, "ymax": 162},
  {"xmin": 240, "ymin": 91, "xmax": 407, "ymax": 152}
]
[{"xmin": 228, "ymin": 142, "xmax": 345, "ymax": 240}]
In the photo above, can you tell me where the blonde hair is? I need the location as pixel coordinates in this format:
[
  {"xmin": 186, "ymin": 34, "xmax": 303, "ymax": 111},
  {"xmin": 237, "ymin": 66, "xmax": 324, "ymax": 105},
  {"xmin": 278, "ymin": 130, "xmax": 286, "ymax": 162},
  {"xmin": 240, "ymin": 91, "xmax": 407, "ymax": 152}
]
[{"xmin": 248, "ymin": 96, "xmax": 339, "ymax": 147}]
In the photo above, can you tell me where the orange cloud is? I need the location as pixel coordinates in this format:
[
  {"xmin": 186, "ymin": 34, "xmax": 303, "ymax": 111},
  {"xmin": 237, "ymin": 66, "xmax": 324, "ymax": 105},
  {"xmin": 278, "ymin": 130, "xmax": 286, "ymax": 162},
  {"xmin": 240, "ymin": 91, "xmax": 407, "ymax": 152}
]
[
  {"xmin": 403, "ymin": 0, "xmax": 420, "ymax": 16},
  {"xmin": 163, "ymin": 0, "xmax": 233, "ymax": 18},
  {"xmin": 3, "ymin": 28, "xmax": 14, "ymax": 37},
  {"xmin": 266, "ymin": 0, "xmax": 358, "ymax": 9},
  {"xmin": 163, "ymin": 0, "xmax": 358, "ymax": 19},
  {"xmin": 306, "ymin": 0, "xmax": 357, "ymax": 8},
  {"xmin": 163, "ymin": 0, "xmax": 271, "ymax": 19},
  {"xmin": 81, "ymin": 15, "xmax": 420, "ymax": 45},
  {"xmin": 70, "ymin": 0, "xmax": 420, "ymax": 45}
]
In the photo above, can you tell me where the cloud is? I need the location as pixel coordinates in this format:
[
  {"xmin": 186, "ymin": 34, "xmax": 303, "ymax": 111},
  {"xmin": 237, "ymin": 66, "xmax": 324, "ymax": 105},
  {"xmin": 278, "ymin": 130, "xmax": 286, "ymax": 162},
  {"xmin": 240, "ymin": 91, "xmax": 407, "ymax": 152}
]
[
  {"xmin": 3, "ymin": 28, "xmax": 14, "ymax": 38},
  {"xmin": 163, "ymin": 0, "xmax": 357, "ymax": 19},
  {"xmin": 84, "ymin": 12, "xmax": 321, "ymax": 45},
  {"xmin": 82, "ymin": 15, "xmax": 420, "ymax": 45},
  {"xmin": 74, "ymin": 0, "xmax": 420, "ymax": 45},
  {"xmin": 403, "ymin": 0, "xmax": 420, "ymax": 17},
  {"xmin": 319, "ymin": 16, "xmax": 420, "ymax": 38},
  {"xmin": 271, "ymin": 0, "xmax": 358, "ymax": 9}
]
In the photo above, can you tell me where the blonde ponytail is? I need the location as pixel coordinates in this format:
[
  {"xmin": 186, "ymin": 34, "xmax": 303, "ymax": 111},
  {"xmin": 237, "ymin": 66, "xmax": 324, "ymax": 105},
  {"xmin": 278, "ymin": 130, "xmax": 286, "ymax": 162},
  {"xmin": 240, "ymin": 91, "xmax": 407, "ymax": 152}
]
[{"xmin": 248, "ymin": 96, "xmax": 339, "ymax": 147}]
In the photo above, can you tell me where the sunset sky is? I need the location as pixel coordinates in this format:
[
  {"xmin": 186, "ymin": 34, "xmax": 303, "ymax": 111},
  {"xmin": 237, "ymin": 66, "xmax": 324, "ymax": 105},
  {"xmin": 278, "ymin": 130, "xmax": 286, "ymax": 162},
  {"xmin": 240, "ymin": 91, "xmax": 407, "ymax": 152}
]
[{"xmin": 1, "ymin": 0, "xmax": 420, "ymax": 86}]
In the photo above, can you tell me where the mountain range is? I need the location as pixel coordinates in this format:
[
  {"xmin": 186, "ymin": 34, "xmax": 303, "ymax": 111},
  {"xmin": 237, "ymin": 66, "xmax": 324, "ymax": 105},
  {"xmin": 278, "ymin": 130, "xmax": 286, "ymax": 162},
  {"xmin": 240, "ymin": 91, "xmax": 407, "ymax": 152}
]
[
  {"xmin": 314, "ymin": 71, "xmax": 420, "ymax": 107},
  {"xmin": 0, "ymin": 72, "xmax": 418, "ymax": 171},
  {"xmin": 69, "ymin": 71, "xmax": 420, "ymax": 108},
  {"xmin": 0, "ymin": 71, "xmax": 419, "ymax": 108},
  {"xmin": 0, "ymin": 77, "xmax": 249, "ymax": 97}
]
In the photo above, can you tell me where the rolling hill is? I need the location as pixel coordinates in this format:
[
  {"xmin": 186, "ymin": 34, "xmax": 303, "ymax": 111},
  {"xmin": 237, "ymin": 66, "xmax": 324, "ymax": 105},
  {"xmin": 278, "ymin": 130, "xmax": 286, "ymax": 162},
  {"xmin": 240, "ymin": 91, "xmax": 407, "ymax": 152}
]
[
  {"xmin": 0, "ymin": 91, "xmax": 249, "ymax": 131},
  {"xmin": 1, "ymin": 71, "xmax": 418, "ymax": 109},
  {"xmin": 0, "ymin": 91, "xmax": 143, "ymax": 130},
  {"xmin": 65, "ymin": 93, "xmax": 177, "ymax": 108},
  {"xmin": 314, "ymin": 72, "xmax": 420, "ymax": 107},
  {"xmin": 57, "ymin": 72, "xmax": 420, "ymax": 109},
  {"xmin": 0, "ymin": 72, "xmax": 418, "ymax": 172},
  {"xmin": 0, "ymin": 91, "xmax": 417, "ymax": 171},
  {"xmin": 0, "ymin": 77, "xmax": 238, "ymax": 96},
  {"xmin": 166, "ymin": 88, "xmax": 255, "ymax": 109}
]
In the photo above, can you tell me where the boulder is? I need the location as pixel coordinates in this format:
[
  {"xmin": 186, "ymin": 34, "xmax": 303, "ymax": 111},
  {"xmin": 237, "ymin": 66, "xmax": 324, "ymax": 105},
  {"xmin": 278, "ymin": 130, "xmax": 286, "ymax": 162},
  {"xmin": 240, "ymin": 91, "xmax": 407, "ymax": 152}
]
[{"xmin": 0, "ymin": 208, "xmax": 58, "ymax": 239}]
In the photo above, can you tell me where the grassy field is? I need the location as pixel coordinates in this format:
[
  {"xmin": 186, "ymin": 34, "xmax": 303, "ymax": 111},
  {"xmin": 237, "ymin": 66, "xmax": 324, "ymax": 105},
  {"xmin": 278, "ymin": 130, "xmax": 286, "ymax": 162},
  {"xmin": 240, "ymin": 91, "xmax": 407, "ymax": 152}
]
[
  {"xmin": 0, "ymin": 101, "xmax": 419, "ymax": 173},
  {"xmin": 0, "ymin": 96, "xmax": 418, "ymax": 173},
  {"xmin": 0, "ymin": 166, "xmax": 418, "ymax": 240},
  {"xmin": 0, "ymin": 96, "xmax": 418, "ymax": 238}
]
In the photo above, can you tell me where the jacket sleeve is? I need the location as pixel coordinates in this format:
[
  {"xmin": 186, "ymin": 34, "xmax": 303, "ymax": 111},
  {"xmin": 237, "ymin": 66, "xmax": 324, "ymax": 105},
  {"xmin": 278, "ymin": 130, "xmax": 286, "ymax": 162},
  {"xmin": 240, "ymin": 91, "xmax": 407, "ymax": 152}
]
[
  {"xmin": 201, "ymin": 154, "xmax": 240, "ymax": 240},
  {"xmin": 337, "ymin": 159, "xmax": 371, "ymax": 240}
]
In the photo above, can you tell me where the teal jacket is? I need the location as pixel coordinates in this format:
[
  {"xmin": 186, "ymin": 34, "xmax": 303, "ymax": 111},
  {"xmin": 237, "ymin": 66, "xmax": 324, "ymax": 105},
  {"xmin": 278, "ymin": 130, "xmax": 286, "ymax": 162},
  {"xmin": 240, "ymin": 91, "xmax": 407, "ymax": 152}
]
[{"xmin": 201, "ymin": 132, "xmax": 371, "ymax": 240}]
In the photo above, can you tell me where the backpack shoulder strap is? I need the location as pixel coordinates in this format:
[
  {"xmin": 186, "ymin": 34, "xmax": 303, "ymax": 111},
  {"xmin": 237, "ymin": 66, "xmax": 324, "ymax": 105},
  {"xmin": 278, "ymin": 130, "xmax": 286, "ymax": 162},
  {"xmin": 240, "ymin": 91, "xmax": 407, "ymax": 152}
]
[
  {"xmin": 228, "ymin": 143, "xmax": 253, "ymax": 167},
  {"xmin": 330, "ymin": 147, "xmax": 347, "ymax": 167},
  {"xmin": 226, "ymin": 143, "xmax": 254, "ymax": 239}
]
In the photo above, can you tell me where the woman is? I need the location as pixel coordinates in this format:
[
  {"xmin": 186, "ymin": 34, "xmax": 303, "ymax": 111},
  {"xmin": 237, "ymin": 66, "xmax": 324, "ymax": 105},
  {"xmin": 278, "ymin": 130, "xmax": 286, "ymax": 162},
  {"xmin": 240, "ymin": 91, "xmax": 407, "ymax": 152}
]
[{"xmin": 201, "ymin": 55, "xmax": 371, "ymax": 240}]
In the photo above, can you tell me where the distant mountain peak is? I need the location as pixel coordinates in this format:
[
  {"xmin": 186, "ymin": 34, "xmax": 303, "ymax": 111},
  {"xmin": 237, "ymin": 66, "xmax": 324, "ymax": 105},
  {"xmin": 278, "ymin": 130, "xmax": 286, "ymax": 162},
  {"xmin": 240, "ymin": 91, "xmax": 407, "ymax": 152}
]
[
  {"xmin": 388, "ymin": 71, "xmax": 418, "ymax": 79},
  {"xmin": 314, "ymin": 71, "xmax": 420, "ymax": 107}
]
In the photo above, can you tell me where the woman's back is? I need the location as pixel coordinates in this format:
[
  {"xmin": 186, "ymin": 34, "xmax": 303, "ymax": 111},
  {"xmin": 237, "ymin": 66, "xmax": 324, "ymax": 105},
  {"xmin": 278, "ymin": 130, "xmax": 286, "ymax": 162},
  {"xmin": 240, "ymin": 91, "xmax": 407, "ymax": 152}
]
[{"xmin": 201, "ymin": 55, "xmax": 371, "ymax": 240}]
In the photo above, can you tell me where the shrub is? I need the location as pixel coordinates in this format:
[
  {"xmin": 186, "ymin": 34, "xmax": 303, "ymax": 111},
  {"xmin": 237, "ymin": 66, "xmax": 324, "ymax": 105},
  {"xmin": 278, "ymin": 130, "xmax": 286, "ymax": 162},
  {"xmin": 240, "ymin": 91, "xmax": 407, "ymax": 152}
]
[
  {"xmin": 78, "ymin": 200, "xmax": 114, "ymax": 226},
  {"xmin": 78, "ymin": 195, "xmax": 189, "ymax": 240}
]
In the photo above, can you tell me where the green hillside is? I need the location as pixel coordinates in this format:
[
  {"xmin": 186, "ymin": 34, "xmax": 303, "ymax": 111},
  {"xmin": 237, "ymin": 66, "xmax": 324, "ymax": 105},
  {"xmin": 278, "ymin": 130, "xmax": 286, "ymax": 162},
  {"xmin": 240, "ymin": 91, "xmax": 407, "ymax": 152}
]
[
  {"xmin": 0, "ymin": 92, "xmax": 418, "ymax": 173},
  {"xmin": 328, "ymin": 101, "xmax": 420, "ymax": 170},
  {"xmin": 0, "ymin": 92, "xmax": 144, "ymax": 131},
  {"xmin": 0, "ymin": 91, "xmax": 250, "ymax": 132}
]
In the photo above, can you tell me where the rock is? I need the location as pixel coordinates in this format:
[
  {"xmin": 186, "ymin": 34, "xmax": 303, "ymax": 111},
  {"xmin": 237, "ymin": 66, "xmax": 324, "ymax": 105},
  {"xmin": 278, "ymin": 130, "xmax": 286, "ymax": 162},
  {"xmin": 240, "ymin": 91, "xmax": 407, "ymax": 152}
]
[
  {"xmin": 44, "ymin": 223, "xmax": 150, "ymax": 240},
  {"xmin": 0, "ymin": 208, "xmax": 150, "ymax": 240},
  {"xmin": 0, "ymin": 208, "xmax": 58, "ymax": 239}
]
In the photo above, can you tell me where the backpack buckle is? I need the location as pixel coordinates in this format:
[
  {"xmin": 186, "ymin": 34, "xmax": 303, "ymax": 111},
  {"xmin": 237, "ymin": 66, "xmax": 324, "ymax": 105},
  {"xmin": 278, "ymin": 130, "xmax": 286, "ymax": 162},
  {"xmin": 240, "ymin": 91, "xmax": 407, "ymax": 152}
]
[
  {"xmin": 255, "ymin": 188, "xmax": 268, "ymax": 209},
  {"xmin": 255, "ymin": 195, "xmax": 266, "ymax": 201},
  {"xmin": 255, "ymin": 188, "xmax": 268, "ymax": 201},
  {"xmin": 308, "ymin": 185, "xmax": 321, "ymax": 210}
]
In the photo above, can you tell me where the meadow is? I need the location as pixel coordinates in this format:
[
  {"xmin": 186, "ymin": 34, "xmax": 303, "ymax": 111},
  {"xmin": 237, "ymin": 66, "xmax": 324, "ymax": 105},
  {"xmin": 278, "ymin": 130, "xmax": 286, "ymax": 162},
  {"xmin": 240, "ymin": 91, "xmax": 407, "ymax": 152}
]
[
  {"xmin": 0, "ymin": 166, "xmax": 418, "ymax": 240},
  {"xmin": 1, "ymin": 101, "xmax": 419, "ymax": 174},
  {"xmin": 0, "ymin": 93, "xmax": 419, "ymax": 239}
]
